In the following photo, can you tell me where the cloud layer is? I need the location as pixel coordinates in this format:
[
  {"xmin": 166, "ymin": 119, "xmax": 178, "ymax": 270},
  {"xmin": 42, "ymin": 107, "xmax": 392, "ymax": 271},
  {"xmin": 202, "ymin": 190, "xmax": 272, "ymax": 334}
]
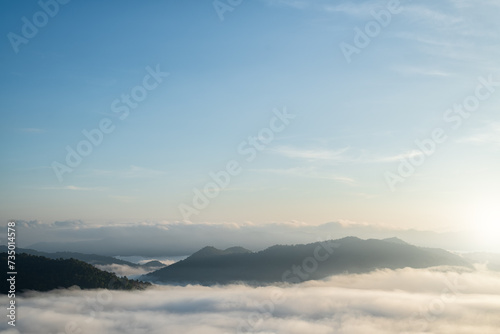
[
  {"xmin": 6, "ymin": 220, "xmax": 496, "ymax": 256},
  {"xmin": 94, "ymin": 264, "xmax": 152, "ymax": 278},
  {"xmin": 2, "ymin": 267, "xmax": 500, "ymax": 334}
]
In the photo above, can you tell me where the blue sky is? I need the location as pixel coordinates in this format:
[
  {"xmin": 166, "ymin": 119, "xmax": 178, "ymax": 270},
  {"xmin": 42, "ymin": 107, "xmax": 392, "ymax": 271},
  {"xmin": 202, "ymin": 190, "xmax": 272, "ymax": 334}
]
[{"xmin": 1, "ymin": 0, "xmax": 499, "ymax": 242}]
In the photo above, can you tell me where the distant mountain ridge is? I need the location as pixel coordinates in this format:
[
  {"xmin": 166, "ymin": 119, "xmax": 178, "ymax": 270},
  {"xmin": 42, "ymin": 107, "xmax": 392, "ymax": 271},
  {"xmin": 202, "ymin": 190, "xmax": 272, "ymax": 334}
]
[
  {"xmin": 382, "ymin": 237, "xmax": 409, "ymax": 245},
  {"xmin": 144, "ymin": 237, "xmax": 473, "ymax": 285},
  {"xmin": 1, "ymin": 253, "xmax": 151, "ymax": 294},
  {"xmin": 463, "ymin": 252, "xmax": 500, "ymax": 271},
  {"xmin": 0, "ymin": 246, "xmax": 166, "ymax": 271},
  {"xmin": 189, "ymin": 246, "xmax": 252, "ymax": 259}
]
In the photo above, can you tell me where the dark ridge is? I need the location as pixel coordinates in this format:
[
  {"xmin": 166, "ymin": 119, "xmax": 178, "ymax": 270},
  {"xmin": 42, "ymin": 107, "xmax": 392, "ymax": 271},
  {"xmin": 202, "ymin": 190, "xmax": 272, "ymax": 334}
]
[
  {"xmin": 144, "ymin": 237, "xmax": 473, "ymax": 285},
  {"xmin": 382, "ymin": 237, "xmax": 409, "ymax": 245},
  {"xmin": 1, "ymin": 253, "xmax": 151, "ymax": 294}
]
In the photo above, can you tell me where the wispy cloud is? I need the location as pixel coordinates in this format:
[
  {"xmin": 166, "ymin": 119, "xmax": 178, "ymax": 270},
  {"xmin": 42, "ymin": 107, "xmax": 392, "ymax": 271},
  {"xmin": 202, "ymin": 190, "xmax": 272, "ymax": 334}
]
[
  {"xmin": 403, "ymin": 5, "xmax": 463, "ymax": 25},
  {"xmin": 459, "ymin": 134, "xmax": 500, "ymax": 146},
  {"xmin": 94, "ymin": 264, "xmax": 152, "ymax": 277},
  {"xmin": 393, "ymin": 65, "xmax": 453, "ymax": 77},
  {"xmin": 449, "ymin": 0, "xmax": 500, "ymax": 9},
  {"xmin": 264, "ymin": 0, "xmax": 465, "ymax": 24},
  {"xmin": 271, "ymin": 145, "xmax": 426, "ymax": 165},
  {"xmin": 263, "ymin": 0, "xmax": 310, "ymax": 9},
  {"xmin": 271, "ymin": 146, "xmax": 351, "ymax": 162},
  {"xmin": 324, "ymin": 1, "xmax": 383, "ymax": 17},
  {"xmin": 393, "ymin": 2, "xmax": 498, "ymax": 68},
  {"xmin": 372, "ymin": 150, "xmax": 426, "ymax": 163},
  {"xmin": 394, "ymin": 32, "xmax": 472, "ymax": 48},
  {"xmin": 457, "ymin": 123, "xmax": 500, "ymax": 147},
  {"xmin": 251, "ymin": 166, "xmax": 356, "ymax": 184},
  {"xmin": 263, "ymin": 0, "xmax": 393, "ymax": 16}
]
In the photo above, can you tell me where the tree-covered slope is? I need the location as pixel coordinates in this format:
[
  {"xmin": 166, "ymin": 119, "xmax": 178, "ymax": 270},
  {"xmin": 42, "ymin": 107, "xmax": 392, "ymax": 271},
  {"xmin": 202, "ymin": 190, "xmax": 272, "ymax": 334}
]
[{"xmin": 1, "ymin": 253, "xmax": 151, "ymax": 294}]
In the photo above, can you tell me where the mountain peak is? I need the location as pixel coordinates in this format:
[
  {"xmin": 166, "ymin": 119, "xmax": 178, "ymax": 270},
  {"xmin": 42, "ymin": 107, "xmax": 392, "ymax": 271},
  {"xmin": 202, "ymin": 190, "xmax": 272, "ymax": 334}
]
[
  {"xmin": 382, "ymin": 237, "xmax": 409, "ymax": 245},
  {"xmin": 190, "ymin": 246, "xmax": 252, "ymax": 259},
  {"xmin": 224, "ymin": 246, "xmax": 252, "ymax": 254},
  {"xmin": 190, "ymin": 246, "xmax": 222, "ymax": 258}
]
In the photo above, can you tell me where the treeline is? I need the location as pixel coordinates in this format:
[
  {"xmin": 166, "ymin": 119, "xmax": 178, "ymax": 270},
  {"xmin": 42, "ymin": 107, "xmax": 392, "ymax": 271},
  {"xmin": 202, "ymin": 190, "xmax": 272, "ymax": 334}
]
[{"xmin": 1, "ymin": 253, "xmax": 151, "ymax": 294}]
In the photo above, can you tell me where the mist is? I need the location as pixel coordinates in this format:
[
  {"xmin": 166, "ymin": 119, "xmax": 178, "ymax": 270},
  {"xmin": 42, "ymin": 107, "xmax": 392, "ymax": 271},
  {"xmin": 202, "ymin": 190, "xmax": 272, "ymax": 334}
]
[{"xmin": 2, "ymin": 267, "xmax": 500, "ymax": 334}]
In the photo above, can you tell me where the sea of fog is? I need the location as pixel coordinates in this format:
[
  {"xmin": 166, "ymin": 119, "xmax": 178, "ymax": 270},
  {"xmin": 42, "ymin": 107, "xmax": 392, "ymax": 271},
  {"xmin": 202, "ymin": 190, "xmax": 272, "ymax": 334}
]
[{"xmin": 2, "ymin": 266, "xmax": 500, "ymax": 334}]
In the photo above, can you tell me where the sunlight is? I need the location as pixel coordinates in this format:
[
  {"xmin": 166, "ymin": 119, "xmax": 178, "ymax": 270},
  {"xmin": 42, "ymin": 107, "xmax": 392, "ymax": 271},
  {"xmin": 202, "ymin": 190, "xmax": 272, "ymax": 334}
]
[{"xmin": 472, "ymin": 199, "xmax": 500, "ymax": 247}]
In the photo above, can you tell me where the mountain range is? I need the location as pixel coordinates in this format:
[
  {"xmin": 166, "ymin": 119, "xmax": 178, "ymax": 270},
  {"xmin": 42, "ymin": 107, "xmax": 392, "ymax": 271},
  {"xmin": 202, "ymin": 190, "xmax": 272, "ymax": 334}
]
[
  {"xmin": 1, "ymin": 237, "xmax": 481, "ymax": 292},
  {"xmin": 143, "ymin": 237, "xmax": 473, "ymax": 285}
]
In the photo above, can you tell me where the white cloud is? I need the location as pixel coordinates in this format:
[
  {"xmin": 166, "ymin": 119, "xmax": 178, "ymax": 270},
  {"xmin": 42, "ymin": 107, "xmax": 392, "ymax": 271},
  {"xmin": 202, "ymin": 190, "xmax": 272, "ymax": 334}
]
[
  {"xmin": 95, "ymin": 262, "xmax": 173, "ymax": 278},
  {"xmin": 263, "ymin": 0, "xmax": 394, "ymax": 18},
  {"xmin": 251, "ymin": 166, "xmax": 355, "ymax": 184},
  {"xmin": 2, "ymin": 268, "xmax": 500, "ymax": 334},
  {"xmin": 449, "ymin": 0, "xmax": 500, "ymax": 9},
  {"xmin": 94, "ymin": 264, "xmax": 151, "ymax": 277},
  {"xmin": 394, "ymin": 31, "xmax": 471, "ymax": 48},
  {"xmin": 372, "ymin": 150, "xmax": 426, "ymax": 162},
  {"xmin": 271, "ymin": 146, "xmax": 351, "ymax": 161},
  {"xmin": 393, "ymin": 65, "xmax": 453, "ymax": 77},
  {"xmin": 269, "ymin": 145, "xmax": 430, "ymax": 165},
  {"xmin": 457, "ymin": 123, "xmax": 500, "ymax": 147},
  {"xmin": 324, "ymin": 1, "xmax": 386, "ymax": 17},
  {"xmin": 459, "ymin": 134, "xmax": 500, "ymax": 146},
  {"xmin": 403, "ymin": 5, "xmax": 463, "ymax": 25}
]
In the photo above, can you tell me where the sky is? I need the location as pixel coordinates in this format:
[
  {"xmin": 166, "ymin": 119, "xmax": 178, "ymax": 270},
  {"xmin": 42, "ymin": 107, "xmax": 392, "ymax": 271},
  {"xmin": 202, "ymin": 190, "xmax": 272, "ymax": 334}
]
[{"xmin": 1, "ymin": 0, "xmax": 500, "ymax": 245}]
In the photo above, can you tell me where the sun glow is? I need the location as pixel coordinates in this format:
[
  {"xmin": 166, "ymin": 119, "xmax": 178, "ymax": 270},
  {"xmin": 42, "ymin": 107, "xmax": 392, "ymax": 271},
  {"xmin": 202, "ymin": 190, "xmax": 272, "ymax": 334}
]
[{"xmin": 471, "ymin": 199, "xmax": 500, "ymax": 248}]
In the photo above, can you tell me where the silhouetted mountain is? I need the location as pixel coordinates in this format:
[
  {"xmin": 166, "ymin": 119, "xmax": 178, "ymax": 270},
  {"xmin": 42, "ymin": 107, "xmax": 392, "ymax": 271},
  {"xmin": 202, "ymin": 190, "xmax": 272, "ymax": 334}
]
[
  {"xmin": 1, "ymin": 253, "xmax": 151, "ymax": 294},
  {"xmin": 189, "ymin": 246, "xmax": 252, "ymax": 259},
  {"xmin": 382, "ymin": 237, "xmax": 409, "ymax": 245},
  {"xmin": 0, "ymin": 246, "xmax": 166, "ymax": 271},
  {"xmin": 144, "ymin": 237, "xmax": 473, "ymax": 285},
  {"xmin": 463, "ymin": 252, "xmax": 500, "ymax": 271},
  {"xmin": 142, "ymin": 260, "xmax": 166, "ymax": 268}
]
